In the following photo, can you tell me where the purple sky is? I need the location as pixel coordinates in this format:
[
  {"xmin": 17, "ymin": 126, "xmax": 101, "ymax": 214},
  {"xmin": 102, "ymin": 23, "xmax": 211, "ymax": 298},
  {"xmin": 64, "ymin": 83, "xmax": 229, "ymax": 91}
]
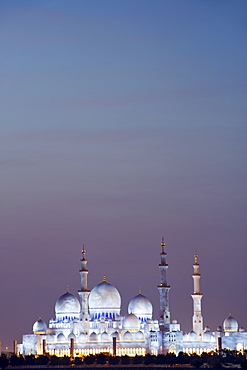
[{"xmin": 0, "ymin": 0, "xmax": 247, "ymax": 350}]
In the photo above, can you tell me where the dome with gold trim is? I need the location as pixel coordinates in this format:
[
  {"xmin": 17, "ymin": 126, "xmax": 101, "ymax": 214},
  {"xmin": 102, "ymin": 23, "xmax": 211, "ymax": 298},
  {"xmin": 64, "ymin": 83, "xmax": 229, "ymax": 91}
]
[
  {"xmin": 223, "ymin": 315, "xmax": 238, "ymax": 332},
  {"xmin": 33, "ymin": 318, "xmax": 47, "ymax": 334}
]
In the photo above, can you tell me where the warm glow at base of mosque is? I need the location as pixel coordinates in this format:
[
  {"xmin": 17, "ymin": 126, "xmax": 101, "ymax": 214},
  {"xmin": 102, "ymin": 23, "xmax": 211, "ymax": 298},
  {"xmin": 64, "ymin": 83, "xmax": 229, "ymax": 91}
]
[
  {"xmin": 116, "ymin": 347, "xmax": 146, "ymax": 356},
  {"xmin": 18, "ymin": 243, "xmax": 247, "ymax": 357},
  {"xmin": 183, "ymin": 347, "xmax": 216, "ymax": 355},
  {"xmin": 45, "ymin": 346, "xmax": 147, "ymax": 357}
]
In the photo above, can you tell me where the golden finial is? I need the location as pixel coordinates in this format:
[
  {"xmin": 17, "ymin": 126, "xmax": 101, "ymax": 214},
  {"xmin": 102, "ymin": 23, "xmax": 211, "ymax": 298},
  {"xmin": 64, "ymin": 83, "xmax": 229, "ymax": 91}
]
[
  {"xmin": 138, "ymin": 287, "xmax": 142, "ymax": 295},
  {"xmin": 82, "ymin": 244, "xmax": 86, "ymax": 254},
  {"xmin": 160, "ymin": 236, "xmax": 165, "ymax": 253},
  {"xmin": 194, "ymin": 250, "xmax": 198, "ymax": 263},
  {"xmin": 103, "ymin": 274, "xmax": 106, "ymax": 283},
  {"xmin": 66, "ymin": 285, "xmax": 69, "ymax": 293}
]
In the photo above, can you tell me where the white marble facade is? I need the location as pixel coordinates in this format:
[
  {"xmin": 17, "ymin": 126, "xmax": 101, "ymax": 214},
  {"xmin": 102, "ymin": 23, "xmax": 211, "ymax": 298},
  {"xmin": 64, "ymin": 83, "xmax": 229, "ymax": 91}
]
[{"xmin": 18, "ymin": 242, "xmax": 247, "ymax": 356}]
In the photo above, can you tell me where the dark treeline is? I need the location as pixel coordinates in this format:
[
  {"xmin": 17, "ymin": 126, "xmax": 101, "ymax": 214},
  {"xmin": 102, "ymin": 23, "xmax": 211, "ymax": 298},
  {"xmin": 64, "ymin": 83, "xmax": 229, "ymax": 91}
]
[{"xmin": 0, "ymin": 350, "xmax": 247, "ymax": 368}]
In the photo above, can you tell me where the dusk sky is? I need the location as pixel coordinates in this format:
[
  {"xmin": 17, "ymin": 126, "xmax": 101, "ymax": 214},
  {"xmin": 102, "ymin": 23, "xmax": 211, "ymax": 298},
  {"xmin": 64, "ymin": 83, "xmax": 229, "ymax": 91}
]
[{"xmin": 0, "ymin": 0, "xmax": 247, "ymax": 349}]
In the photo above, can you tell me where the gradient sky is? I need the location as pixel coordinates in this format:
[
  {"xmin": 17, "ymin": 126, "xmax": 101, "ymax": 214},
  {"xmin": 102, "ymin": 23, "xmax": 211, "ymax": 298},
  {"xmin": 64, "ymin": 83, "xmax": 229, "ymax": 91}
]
[{"xmin": 0, "ymin": 0, "xmax": 247, "ymax": 350}]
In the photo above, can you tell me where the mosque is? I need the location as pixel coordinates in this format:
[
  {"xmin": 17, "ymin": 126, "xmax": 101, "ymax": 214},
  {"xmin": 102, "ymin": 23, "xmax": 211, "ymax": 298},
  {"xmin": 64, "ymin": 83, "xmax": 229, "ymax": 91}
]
[{"xmin": 18, "ymin": 239, "xmax": 247, "ymax": 357}]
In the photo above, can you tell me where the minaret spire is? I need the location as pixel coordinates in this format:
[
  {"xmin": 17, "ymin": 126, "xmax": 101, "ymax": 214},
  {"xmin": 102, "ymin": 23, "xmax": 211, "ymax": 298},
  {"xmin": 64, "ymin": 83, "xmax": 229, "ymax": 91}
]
[
  {"xmin": 78, "ymin": 246, "xmax": 90, "ymax": 321},
  {"xmin": 191, "ymin": 251, "xmax": 203, "ymax": 338},
  {"xmin": 157, "ymin": 237, "xmax": 171, "ymax": 333},
  {"xmin": 79, "ymin": 245, "xmax": 88, "ymax": 290}
]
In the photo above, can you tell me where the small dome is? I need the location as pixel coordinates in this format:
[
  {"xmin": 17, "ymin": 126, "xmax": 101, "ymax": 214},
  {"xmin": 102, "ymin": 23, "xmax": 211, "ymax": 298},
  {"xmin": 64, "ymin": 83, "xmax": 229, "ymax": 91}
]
[
  {"xmin": 189, "ymin": 330, "xmax": 197, "ymax": 340},
  {"xmin": 57, "ymin": 333, "xmax": 66, "ymax": 342},
  {"xmin": 123, "ymin": 331, "xmax": 132, "ymax": 340},
  {"xmin": 203, "ymin": 331, "xmax": 211, "ymax": 341},
  {"xmin": 89, "ymin": 281, "xmax": 121, "ymax": 318},
  {"xmin": 135, "ymin": 331, "xmax": 144, "ymax": 340},
  {"xmin": 78, "ymin": 332, "xmax": 87, "ymax": 342},
  {"xmin": 46, "ymin": 334, "xmax": 55, "ymax": 343},
  {"xmin": 89, "ymin": 332, "xmax": 98, "ymax": 341},
  {"xmin": 68, "ymin": 333, "xmax": 76, "ymax": 341},
  {"xmin": 128, "ymin": 293, "xmax": 153, "ymax": 320},
  {"xmin": 33, "ymin": 318, "xmax": 47, "ymax": 333},
  {"xmin": 55, "ymin": 292, "xmax": 80, "ymax": 315},
  {"xmin": 183, "ymin": 332, "xmax": 189, "ymax": 340},
  {"xmin": 239, "ymin": 327, "xmax": 244, "ymax": 332},
  {"xmin": 111, "ymin": 331, "xmax": 119, "ymax": 340},
  {"xmin": 223, "ymin": 315, "xmax": 238, "ymax": 332},
  {"xmin": 101, "ymin": 331, "xmax": 110, "ymax": 341},
  {"xmin": 123, "ymin": 313, "xmax": 140, "ymax": 330},
  {"xmin": 217, "ymin": 325, "xmax": 222, "ymax": 332}
]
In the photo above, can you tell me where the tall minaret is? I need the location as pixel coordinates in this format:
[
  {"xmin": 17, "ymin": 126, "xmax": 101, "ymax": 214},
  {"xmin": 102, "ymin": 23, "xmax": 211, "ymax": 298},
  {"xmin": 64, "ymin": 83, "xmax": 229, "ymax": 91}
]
[
  {"xmin": 157, "ymin": 237, "xmax": 171, "ymax": 332},
  {"xmin": 191, "ymin": 252, "xmax": 203, "ymax": 338},
  {"xmin": 77, "ymin": 246, "xmax": 90, "ymax": 320}
]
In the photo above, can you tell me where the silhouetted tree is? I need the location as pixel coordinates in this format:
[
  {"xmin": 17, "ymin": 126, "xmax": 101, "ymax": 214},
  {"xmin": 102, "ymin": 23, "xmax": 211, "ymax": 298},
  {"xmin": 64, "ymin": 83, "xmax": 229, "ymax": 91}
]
[
  {"xmin": 50, "ymin": 355, "xmax": 60, "ymax": 366},
  {"xmin": 121, "ymin": 355, "xmax": 130, "ymax": 364},
  {"xmin": 0, "ymin": 355, "xmax": 9, "ymax": 369},
  {"xmin": 200, "ymin": 351, "xmax": 211, "ymax": 364},
  {"xmin": 207, "ymin": 353, "xmax": 222, "ymax": 368},
  {"xmin": 25, "ymin": 354, "xmax": 35, "ymax": 365},
  {"xmin": 165, "ymin": 352, "xmax": 176, "ymax": 365},
  {"xmin": 108, "ymin": 355, "xmax": 120, "ymax": 365},
  {"xmin": 144, "ymin": 353, "xmax": 156, "ymax": 365},
  {"xmin": 156, "ymin": 354, "xmax": 167, "ymax": 364},
  {"xmin": 132, "ymin": 355, "xmax": 143, "ymax": 364},
  {"xmin": 9, "ymin": 354, "xmax": 25, "ymax": 366},
  {"xmin": 83, "ymin": 354, "xmax": 95, "ymax": 365},
  {"xmin": 59, "ymin": 355, "xmax": 70, "ymax": 365},
  {"xmin": 177, "ymin": 351, "xmax": 190, "ymax": 365},
  {"xmin": 74, "ymin": 356, "xmax": 83, "ymax": 365},
  {"xmin": 96, "ymin": 353, "xmax": 107, "ymax": 364},
  {"xmin": 190, "ymin": 354, "xmax": 204, "ymax": 368},
  {"xmin": 35, "ymin": 355, "xmax": 49, "ymax": 365}
]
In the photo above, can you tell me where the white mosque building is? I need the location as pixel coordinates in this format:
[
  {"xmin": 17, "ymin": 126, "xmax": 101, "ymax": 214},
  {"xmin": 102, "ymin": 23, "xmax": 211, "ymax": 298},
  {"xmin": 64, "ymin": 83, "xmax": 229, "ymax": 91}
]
[{"xmin": 18, "ymin": 239, "xmax": 247, "ymax": 356}]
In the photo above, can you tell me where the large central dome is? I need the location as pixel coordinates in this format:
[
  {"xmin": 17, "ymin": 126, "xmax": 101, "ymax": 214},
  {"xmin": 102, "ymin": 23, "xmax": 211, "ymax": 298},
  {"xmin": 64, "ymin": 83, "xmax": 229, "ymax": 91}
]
[{"xmin": 89, "ymin": 281, "xmax": 121, "ymax": 319}]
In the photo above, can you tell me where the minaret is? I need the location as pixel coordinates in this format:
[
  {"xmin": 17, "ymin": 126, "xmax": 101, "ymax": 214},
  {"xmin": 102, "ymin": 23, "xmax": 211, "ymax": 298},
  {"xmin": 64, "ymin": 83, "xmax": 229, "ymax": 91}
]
[
  {"xmin": 77, "ymin": 246, "xmax": 90, "ymax": 320},
  {"xmin": 191, "ymin": 252, "xmax": 203, "ymax": 338},
  {"xmin": 157, "ymin": 237, "xmax": 171, "ymax": 332}
]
